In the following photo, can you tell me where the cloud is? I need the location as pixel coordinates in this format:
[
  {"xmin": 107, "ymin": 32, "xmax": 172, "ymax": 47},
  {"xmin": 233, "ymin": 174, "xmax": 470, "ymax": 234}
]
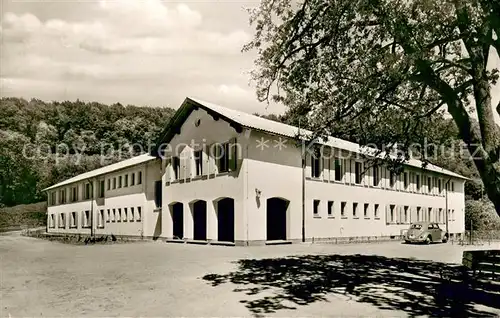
[{"xmin": 0, "ymin": 1, "xmax": 278, "ymax": 114}]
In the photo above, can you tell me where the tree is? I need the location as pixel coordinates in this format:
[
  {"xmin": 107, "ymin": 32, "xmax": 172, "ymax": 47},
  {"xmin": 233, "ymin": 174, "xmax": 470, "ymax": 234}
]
[{"xmin": 245, "ymin": 0, "xmax": 500, "ymax": 215}]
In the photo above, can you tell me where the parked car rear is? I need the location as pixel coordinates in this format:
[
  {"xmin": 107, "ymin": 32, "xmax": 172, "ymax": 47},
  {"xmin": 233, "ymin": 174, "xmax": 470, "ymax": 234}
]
[{"xmin": 405, "ymin": 222, "xmax": 448, "ymax": 244}]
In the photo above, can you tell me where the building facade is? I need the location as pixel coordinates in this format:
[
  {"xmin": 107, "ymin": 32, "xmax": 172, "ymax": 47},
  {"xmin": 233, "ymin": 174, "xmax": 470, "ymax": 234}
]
[
  {"xmin": 46, "ymin": 97, "xmax": 466, "ymax": 246},
  {"xmin": 45, "ymin": 155, "xmax": 163, "ymax": 239}
]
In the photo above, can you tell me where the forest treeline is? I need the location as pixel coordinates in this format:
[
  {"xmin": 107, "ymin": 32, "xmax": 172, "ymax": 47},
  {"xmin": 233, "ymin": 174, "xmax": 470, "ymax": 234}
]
[
  {"xmin": 0, "ymin": 97, "xmax": 175, "ymax": 207},
  {"xmin": 1, "ymin": 97, "xmax": 497, "ymax": 231}
]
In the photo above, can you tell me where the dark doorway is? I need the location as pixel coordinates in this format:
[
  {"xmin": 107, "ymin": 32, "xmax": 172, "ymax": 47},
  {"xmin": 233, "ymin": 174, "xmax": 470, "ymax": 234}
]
[
  {"xmin": 267, "ymin": 197, "xmax": 288, "ymax": 241},
  {"xmin": 171, "ymin": 202, "xmax": 183, "ymax": 239},
  {"xmin": 217, "ymin": 198, "xmax": 235, "ymax": 242},
  {"xmin": 193, "ymin": 200, "xmax": 207, "ymax": 240}
]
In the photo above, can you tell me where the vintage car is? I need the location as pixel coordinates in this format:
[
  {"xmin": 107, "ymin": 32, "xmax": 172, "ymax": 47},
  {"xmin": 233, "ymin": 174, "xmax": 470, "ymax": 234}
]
[{"xmin": 404, "ymin": 221, "xmax": 449, "ymax": 244}]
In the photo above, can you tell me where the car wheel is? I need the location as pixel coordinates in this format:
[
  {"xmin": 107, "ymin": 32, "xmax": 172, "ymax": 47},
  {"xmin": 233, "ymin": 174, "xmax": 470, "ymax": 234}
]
[
  {"xmin": 442, "ymin": 234, "xmax": 449, "ymax": 243},
  {"xmin": 405, "ymin": 240, "xmax": 410, "ymax": 244},
  {"xmin": 425, "ymin": 235, "xmax": 432, "ymax": 244}
]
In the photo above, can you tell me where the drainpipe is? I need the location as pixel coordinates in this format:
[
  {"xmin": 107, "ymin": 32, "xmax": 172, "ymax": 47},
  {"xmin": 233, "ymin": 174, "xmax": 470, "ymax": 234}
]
[
  {"xmin": 445, "ymin": 177, "xmax": 451, "ymax": 235},
  {"xmin": 87, "ymin": 178, "xmax": 95, "ymax": 238},
  {"xmin": 301, "ymin": 146, "xmax": 306, "ymax": 243}
]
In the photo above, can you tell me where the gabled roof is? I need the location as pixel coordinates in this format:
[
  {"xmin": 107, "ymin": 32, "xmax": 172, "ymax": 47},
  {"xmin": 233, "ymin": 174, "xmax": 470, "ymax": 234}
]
[
  {"xmin": 156, "ymin": 97, "xmax": 467, "ymax": 180},
  {"xmin": 43, "ymin": 154, "xmax": 156, "ymax": 191}
]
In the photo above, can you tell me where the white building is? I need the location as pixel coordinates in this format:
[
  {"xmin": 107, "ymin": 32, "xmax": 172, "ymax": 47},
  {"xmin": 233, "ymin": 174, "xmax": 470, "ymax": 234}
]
[{"xmin": 45, "ymin": 97, "xmax": 467, "ymax": 245}]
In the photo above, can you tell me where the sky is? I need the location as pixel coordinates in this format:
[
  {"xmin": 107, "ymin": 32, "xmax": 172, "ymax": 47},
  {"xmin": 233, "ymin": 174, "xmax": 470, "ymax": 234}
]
[
  {"xmin": 0, "ymin": 0, "xmax": 499, "ymax": 121},
  {"xmin": 0, "ymin": 0, "xmax": 286, "ymax": 115}
]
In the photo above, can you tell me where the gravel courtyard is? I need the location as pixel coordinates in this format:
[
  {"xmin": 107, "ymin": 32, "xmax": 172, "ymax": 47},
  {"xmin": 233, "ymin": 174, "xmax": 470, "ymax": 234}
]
[{"xmin": 1, "ymin": 232, "xmax": 500, "ymax": 317}]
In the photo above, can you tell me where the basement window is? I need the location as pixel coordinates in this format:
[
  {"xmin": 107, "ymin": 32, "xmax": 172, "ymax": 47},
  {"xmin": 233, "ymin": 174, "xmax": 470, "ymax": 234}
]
[
  {"xmin": 353, "ymin": 203, "xmax": 358, "ymax": 218},
  {"xmin": 364, "ymin": 203, "xmax": 369, "ymax": 218},
  {"xmin": 374, "ymin": 204, "xmax": 379, "ymax": 218}
]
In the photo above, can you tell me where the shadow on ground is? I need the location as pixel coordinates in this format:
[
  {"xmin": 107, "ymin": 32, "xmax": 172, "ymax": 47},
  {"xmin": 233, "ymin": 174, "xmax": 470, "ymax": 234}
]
[{"xmin": 202, "ymin": 254, "xmax": 500, "ymax": 317}]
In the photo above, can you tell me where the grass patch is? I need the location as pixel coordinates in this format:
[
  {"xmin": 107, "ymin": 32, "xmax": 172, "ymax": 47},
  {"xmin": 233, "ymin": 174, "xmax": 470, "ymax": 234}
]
[{"xmin": 0, "ymin": 202, "xmax": 47, "ymax": 232}]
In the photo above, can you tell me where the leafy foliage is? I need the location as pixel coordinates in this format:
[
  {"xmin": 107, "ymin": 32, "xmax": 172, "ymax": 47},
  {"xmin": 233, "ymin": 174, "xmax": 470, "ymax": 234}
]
[
  {"xmin": 0, "ymin": 97, "xmax": 174, "ymax": 207},
  {"xmin": 245, "ymin": 0, "xmax": 500, "ymax": 214}
]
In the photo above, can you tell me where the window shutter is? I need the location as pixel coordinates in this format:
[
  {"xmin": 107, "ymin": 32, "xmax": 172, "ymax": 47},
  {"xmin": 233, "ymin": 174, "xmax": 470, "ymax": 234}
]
[
  {"xmin": 229, "ymin": 137, "xmax": 238, "ymax": 171},
  {"xmin": 305, "ymin": 153, "xmax": 312, "ymax": 178},
  {"xmin": 165, "ymin": 157, "xmax": 171, "ymax": 182},
  {"xmin": 179, "ymin": 155, "xmax": 186, "ymax": 180},
  {"xmin": 186, "ymin": 153, "xmax": 192, "ymax": 179},
  {"xmin": 203, "ymin": 146, "xmax": 210, "ymax": 176},
  {"xmin": 385, "ymin": 205, "xmax": 390, "ymax": 224},
  {"xmin": 329, "ymin": 157, "xmax": 335, "ymax": 181},
  {"xmin": 323, "ymin": 157, "xmax": 329, "ymax": 181}
]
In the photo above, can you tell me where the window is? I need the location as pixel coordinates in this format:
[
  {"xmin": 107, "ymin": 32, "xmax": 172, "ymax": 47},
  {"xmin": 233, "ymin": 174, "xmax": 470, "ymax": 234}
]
[
  {"xmin": 113, "ymin": 177, "xmax": 117, "ymax": 189},
  {"xmin": 124, "ymin": 174, "xmax": 128, "ymax": 187},
  {"xmin": 83, "ymin": 210, "xmax": 90, "ymax": 228},
  {"xmin": 173, "ymin": 157, "xmax": 180, "ymax": 179},
  {"xmin": 389, "ymin": 205, "xmax": 396, "ymax": 223},
  {"xmin": 137, "ymin": 207, "xmax": 142, "ymax": 221},
  {"xmin": 404, "ymin": 172, "xmax": 408, "ymax": 189},
  {"xmin": 341, "ymin": 202, "xmax": 347, "ymax": 217},
  {"xmin": 155, "ymin": 180, "xmax": 162, "ymax": 208},
  {"xmin": 364, "ymin": 203, "xmax": 369, "ymax": 218},
  {"xmin": 106, "ymin": 209, "xmax": 111, "ymax": 223},
  {"xmin": 451, "ymin": 182, "xmax": 455, "ymax": 192},
  {"xmin": 130, "ymin": 207, "xmax": 135, "ymax": 221},
  {"xmin": 427, "ymin": 207, "xmax": 432, "ymax": 221},
  {"xmin": 334, "ymin": 159, "xmax": 342, "ymax": 181},
  {"xmin": 311, "ymin": 154, "xmax": 321, "ymax": 178},
  {"xmin": 438, "ymin": 208, "xmax": 443, "ymax": 223},
  {"xmin": 416, "ymin": 175, "xmax": 421, "ymax": 191},
  {"xmin": 117, "ymin": 208, "xmax": 122, "ymax": 222},
  {"xmin": 404, "ymin": 206, "xmax": 409, "ymax": 223},
  {"xmin": 417, "ymin": 207, "xmax": 421, "ymax": 221},
  {"xmin": 373, "ymin": 166, "xmax": 379, "ymax": 186},
  {"xmin": 427, "ymin": 177, "xmax": 432, "ymax": 193},
  {"xmin": 112, "ymin": 209, "xmax": 116, "ymax": 222},
  {"xmin": 131, "ymin": 173, "xmax": 136, "ymax": 186},
  {"xmin": 59, "ymin": 213, "xmax": 65, "ymax": 228},
  {"xmin": 118, "ymin": 176, "xmax": 122, "ymax": 188},
  {"xmin": 138, "ymin": 171, "xmax": 142, "ymax": 184},
  {"xmin": 107, "ymin": 179, "xmax": 111, "ymax": 190},
  {"xmin": 99, "ymin": 180, "xmax": 105, "ymax": 198},
  {"xmin": 98, "ymin": 210, "xmax": 104, "ymax": 228},
  {"xmin": 374, "ymin": 204, "xmax": 380, "ymax": 218},
  {"xmin": 313, "ymin": 200, "xmax": 320, "ymax": 216},
  {"xmin": 328, "ymin": 201, "xmax": 334, "ymax": 216},
  {"xmin": 49, "ymin": 214, "xmax": 55, "ymax": 228},
  {"xmin": 390, "ymin": 172, "xmax": 396, "ymax": 188},
  {"xmin": 50, "ymin": 192, "xmax": 56, "ymax": 206},
  {"xmin": 438, "ymin": 179, "xmax": 442, "ymax": 193},
  {"xmin": 353, "ymin": 202, "xmax": 358, "ymax": 218},
  {"xmin": 123, "ymin": 208, "xmax": 128, "ymax": 222},
  {"xmin": 60, "ymin": 189, "xmax": 66, "ymax": 204},
  {"xmin": 215, "ymin": 143, "xmax": 230, "ymax": 173},
  {"xmin": 194, "ymin": 150, "xmax": 203, "ymax": 176},
  {"xmin": 84, "ymin": 183, "xmax": 91, "ymax": 200},
  {"xmin": 70, "ymin": 212, "xmax": 77, "ymax": 228},
  {"xmin": 71, "ymin": 186, "xmax": 78, "ymax": 202},
  {"xmin": 354, "ymin": 162, "xmax": 362, "ymax": 184}
]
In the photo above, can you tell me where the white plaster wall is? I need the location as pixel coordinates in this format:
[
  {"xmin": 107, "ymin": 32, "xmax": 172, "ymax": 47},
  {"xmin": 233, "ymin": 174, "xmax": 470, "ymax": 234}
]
[
  {"xmin": 47, "ymin": 159, "xmax": 161, "ymax": 238},
  {"xmin": 243, "ymin": 129, "xmax": 466, "ymax": 242},
  {"xmin": 161, "ymin": 107, "xmax": 245, "ymax": 241}
]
